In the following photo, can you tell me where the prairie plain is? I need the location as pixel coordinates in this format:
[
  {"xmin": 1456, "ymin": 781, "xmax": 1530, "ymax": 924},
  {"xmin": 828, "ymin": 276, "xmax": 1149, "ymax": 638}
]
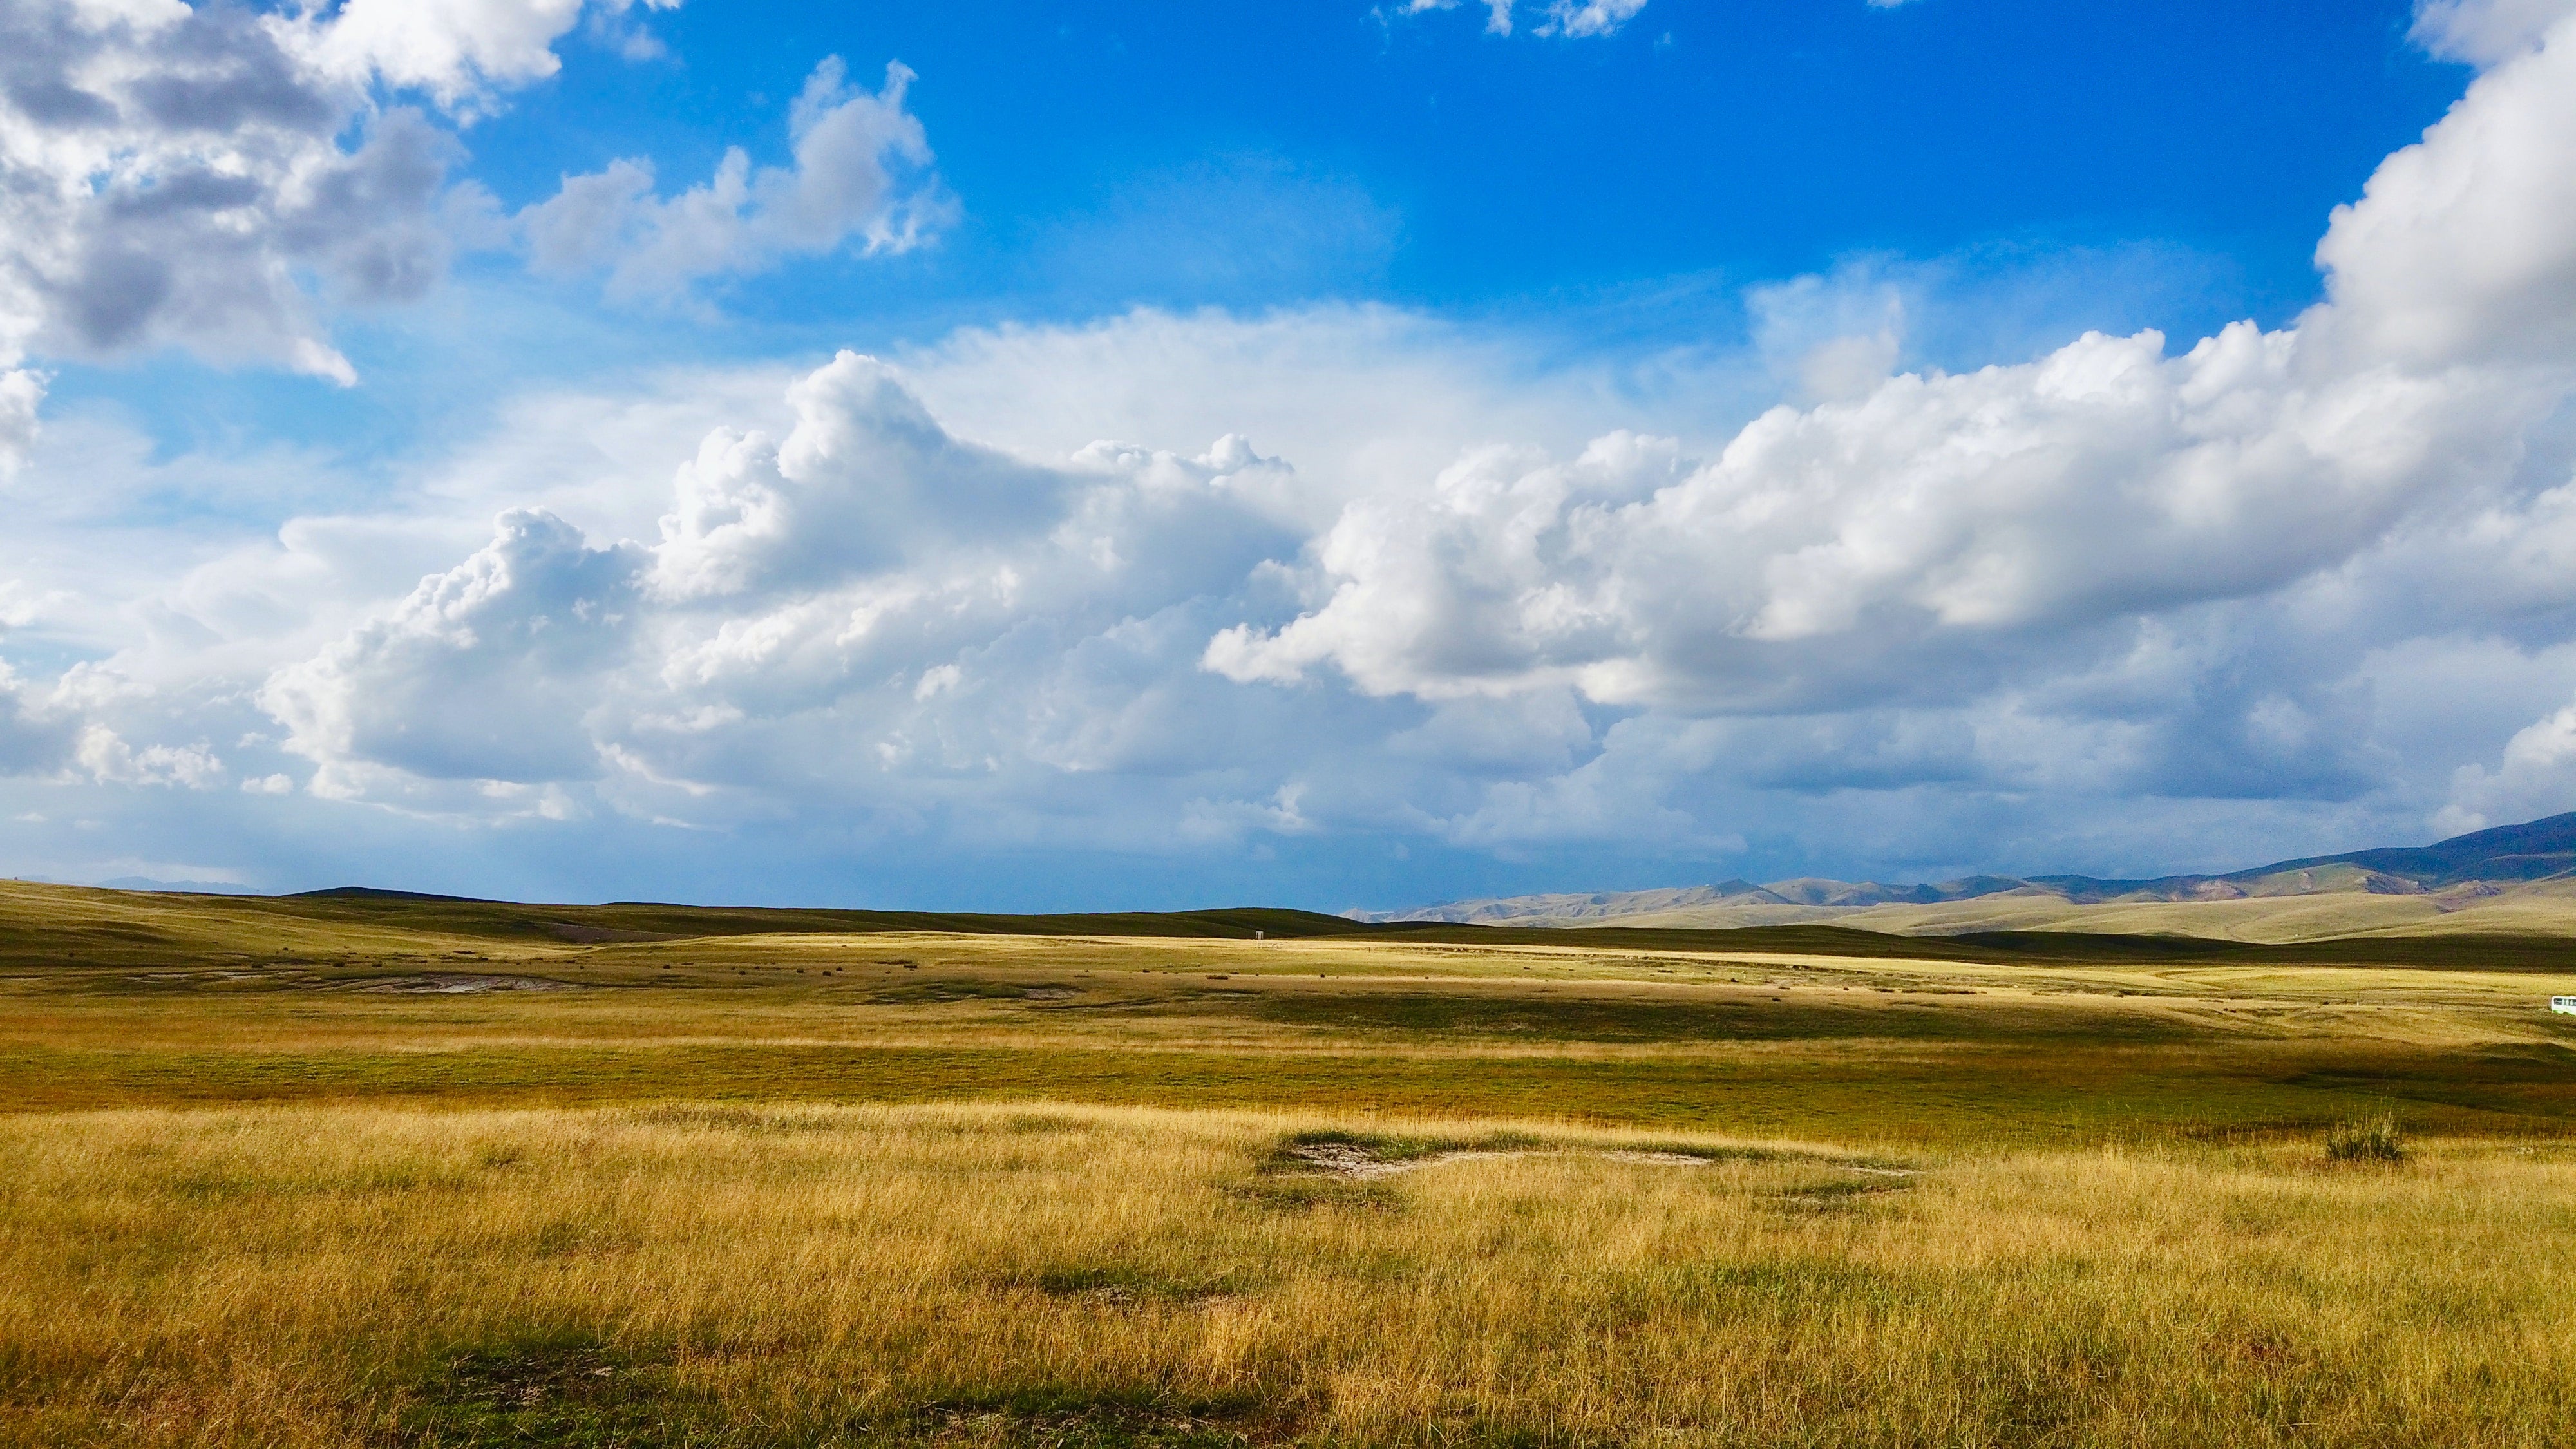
[{"xmin": 6, "ymin": 881, "xmax": 2576, "ymax": 1446}]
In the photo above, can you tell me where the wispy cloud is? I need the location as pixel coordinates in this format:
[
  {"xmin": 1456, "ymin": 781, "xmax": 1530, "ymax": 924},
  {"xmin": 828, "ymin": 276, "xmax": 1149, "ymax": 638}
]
[{"xmin": 1388, "ymin": 0, "xmax": 1650, "ymax": 39}]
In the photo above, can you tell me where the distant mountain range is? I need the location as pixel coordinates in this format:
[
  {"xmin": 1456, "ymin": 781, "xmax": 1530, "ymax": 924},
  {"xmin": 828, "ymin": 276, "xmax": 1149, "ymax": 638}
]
[
  {"xmin": 1356, "ymin": 811, "xmax": 2576, "ymax": 933},
  {"xmin": 68, "ymin": 876, "xmax": 261, "ymax": 896}
]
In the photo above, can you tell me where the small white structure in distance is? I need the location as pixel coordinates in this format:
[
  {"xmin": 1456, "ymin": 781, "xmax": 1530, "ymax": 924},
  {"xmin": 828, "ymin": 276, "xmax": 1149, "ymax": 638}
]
[{"xmin": 2553, "ymin": 996, "xmax": 2576, "ymax": 1015}]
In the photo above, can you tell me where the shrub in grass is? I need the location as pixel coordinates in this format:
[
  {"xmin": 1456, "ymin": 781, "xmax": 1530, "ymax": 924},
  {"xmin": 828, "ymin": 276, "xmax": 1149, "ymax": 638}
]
[{"xmin": 2324, "ymin": 1114, "xmax": 2407, "ymax": 1164}]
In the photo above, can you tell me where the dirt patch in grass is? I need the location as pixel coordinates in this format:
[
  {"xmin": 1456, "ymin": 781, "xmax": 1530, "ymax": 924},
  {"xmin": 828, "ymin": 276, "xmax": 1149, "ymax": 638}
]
[{"xmin": 1280, "ymin": 1139, "xmax": 1510, "ymax": 1179}]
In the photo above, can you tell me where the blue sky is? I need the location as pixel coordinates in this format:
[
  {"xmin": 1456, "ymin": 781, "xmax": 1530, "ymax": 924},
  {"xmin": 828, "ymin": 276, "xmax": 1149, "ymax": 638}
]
[
  {"xmin": 60, "ymin": 0, "xmax": 2462, "ymax": 464},
  {"xmin": 4, "ymin": 0, "xmax": 2576, "ymax": 909}
]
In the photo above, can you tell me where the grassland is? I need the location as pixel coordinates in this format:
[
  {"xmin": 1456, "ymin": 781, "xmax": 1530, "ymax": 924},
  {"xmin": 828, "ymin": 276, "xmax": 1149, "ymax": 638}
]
[{"xmin": 5, "ymin": 880, "xmax": 2576, "ymax": 1445}]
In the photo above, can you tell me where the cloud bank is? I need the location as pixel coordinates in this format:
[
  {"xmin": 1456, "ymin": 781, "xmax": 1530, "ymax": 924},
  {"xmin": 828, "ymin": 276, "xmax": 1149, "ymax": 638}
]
[{"xmin": 229, "ymin": 6, "xmax": 2576, "ymax": 851}]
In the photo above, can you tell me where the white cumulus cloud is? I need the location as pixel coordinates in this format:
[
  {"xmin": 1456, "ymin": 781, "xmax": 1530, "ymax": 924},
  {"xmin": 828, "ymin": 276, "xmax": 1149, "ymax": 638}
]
[
  {"xmin": 1204, "ymin": 8, "xmax": 2576, "ymax": 734},
  {"xmin": 75, "ymin": 723, "xmax": 221, "ymax": 788},
  {"xmin": 520, "ymin": 57, "xmax": 952, "ymax": 300},
  {"xmin": 2439, "ymin": 685, "xmax": 2576, "ymax": 834},
  {"xmin": 0, "ymin": 0, "xmax": 677, "ymax": 471},
  {"xmin": 2409, "ymin": 0, "xmax": 2576, "ymax": 66},
  {"xmin": 254, "ymin": 357, "xmax": 1310, "ymax": 832},
  {"xmin": 260, "ymin": 509, "xmax": 646, "ymax": 801}
]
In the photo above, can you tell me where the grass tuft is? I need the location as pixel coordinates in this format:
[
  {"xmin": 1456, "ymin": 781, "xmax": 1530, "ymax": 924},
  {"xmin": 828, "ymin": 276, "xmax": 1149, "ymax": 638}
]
[{"xmin": 2322, "ymin": 1113, "xmax": 2408, "ymax": 1164}]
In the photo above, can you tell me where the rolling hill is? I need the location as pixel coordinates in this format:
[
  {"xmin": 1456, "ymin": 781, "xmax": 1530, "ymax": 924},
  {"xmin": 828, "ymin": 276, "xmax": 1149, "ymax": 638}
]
[{"xmin": 1360, "ymin": 812, "xmax": 2576, "ymax": 942}]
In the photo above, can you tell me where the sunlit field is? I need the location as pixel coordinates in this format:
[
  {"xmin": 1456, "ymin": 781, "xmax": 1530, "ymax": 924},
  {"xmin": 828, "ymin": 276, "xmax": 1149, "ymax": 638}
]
[
  {"xmin": 5, "ymin": 882, "xmax": 2576, "ymax": 1446},
  {"xmin": 12, "ymin": 1103, "xmax": 2576, "ymax": 1449}
]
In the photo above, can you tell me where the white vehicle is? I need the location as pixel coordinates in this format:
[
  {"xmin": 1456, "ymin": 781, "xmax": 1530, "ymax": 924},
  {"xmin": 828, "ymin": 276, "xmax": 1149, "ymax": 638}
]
[{"xmin": 2554, "ymin": 996, "xmax": 2576, "ymax": 1015}]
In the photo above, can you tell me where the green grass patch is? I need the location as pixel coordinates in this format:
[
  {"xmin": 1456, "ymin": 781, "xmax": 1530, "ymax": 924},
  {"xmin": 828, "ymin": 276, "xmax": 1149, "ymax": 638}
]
[
  {"xmin": 1005, "ymin": 1265, "xmax": 1243, "ymax": 1305},
  {"xmin": 897, "ymin": 1390, "xmax": 1265, "ymax": 1448},
  {"xmin": 397, "ymin": 1334, "xmax": 714, "ymax": 1448}
]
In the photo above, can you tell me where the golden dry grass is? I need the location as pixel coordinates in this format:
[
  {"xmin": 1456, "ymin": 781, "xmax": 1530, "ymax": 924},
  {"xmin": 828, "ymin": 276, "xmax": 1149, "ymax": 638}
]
[
  {"xmin": 6, "ymin": 884, "xmax": 2576, "ymax": 1444},
  {"xmin": 4, "ymin": 1102, "xmax": 2573, "ymax": 1448}
]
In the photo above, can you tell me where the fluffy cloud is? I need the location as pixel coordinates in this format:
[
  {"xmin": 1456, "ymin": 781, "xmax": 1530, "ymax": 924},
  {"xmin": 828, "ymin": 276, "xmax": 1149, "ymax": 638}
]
[
  {"xmin": 0, "ymin": 654, "xmax": 222, "ymax": 792},
  {"xmin": 1, "ymin": 1, "xmax": 402, "ymax": 390},
  {"xmin": 2439, "ymin": 697, "xmax": 2576, "ymax": 834},
  {"xmin": 2409, "ymin": 0, "xmax": 2576, "ymax": 66},
  {"xmin": 0, "ymin": 0, "xmax": 937, "ymax": 482},
  {"xmin": 257, "ymin": 357, "xmax": 1310, "ymax": 831},
  {"xmin": 75, "ymin": 723, "xmax": 221, "ymax": 788},
  {"xmin": 290, "ymin": 0, "xmax": 574, "ymax": 106},
  {"xmin": 520, "ymin": 57, "xmax": 951, "ymax": 300},
  {"xmin": 2311, "ymin": 13, "xmax": 2576, "ymax": 371},
  {"xmin": 645, "ymin": 352, "xmax": 1062, "ymax": 600},
  {"xmin": 1204, "ymin": 320, "xmax": 2530, "ymax": 713},
  {"xmin": 0, "ymin": 0, "xmax": 676, "ymax": 472},
  {"xmin": 261, "ymin": 509, "xmax": 645, "ymax": 800},
  {"xmin": 1206, "ymin": 8, "xmax": 2576, "ymax": 726},
  {"xmin": 294, "ymin": 0, "xmax": 674, "ymax": 111}
]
